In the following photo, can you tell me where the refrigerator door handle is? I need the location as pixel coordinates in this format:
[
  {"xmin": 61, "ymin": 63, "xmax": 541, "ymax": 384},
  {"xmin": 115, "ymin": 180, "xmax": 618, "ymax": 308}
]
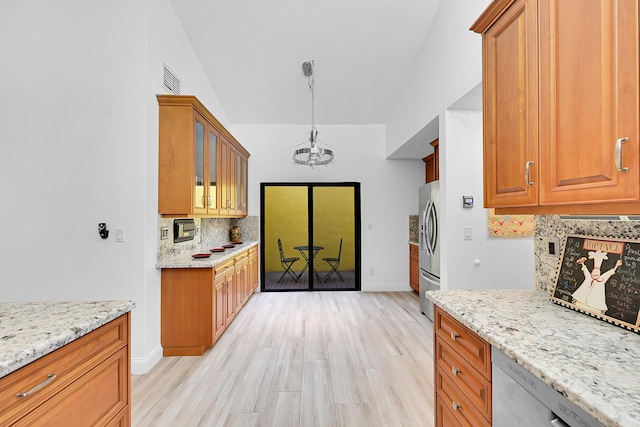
[{"xmin": 425, "ymin": 200, "xmax": 438, "ymax": 255}]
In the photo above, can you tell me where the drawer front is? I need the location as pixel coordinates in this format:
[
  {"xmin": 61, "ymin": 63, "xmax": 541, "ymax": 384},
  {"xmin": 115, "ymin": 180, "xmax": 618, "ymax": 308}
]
[
  {"xmin": 436, "ymin": 368, "xmax": 491, "ymax": 427},
  {"xmin": 215, "ymin": 259, "xmax": 234, "ymax": 275},
  {"xmin": 14, "ymin": 347, "xmax": 129, "ymax": 426},
  {"xmin": 436, "ymin": 394, "xmax": 463, "ymax": 427},
  {"xmin": 434, "ymin": 308, "xmax": 490, "ymax": 378},
  {"xmin": 234, "ymin": 250, "xmax": 248, "ymax": 263},
  {"xmin": 0, "ymin": 315, "xmax": 128, "ymax": 426},
  {"xmin": 435, "ymin": 338, "xmax": 491, "ymax": 419}
]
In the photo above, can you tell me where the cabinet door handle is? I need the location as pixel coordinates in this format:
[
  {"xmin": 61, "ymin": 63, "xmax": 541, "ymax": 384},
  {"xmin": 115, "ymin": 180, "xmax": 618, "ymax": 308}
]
[
  {"xmin": 452, "ymin": 401, "xmax": 461, "ymax": 411},
  {"xmin": 207, "ymin": 195, "xmax": 212, "ymax": 206},
  {"xmin": 16, "ymin": 374, "xmax": 57, "ymax": 398},
  {"xmin": 616, "ymin": 137, "xmax": 629, "ymax": 172},
  {"xmin": 452, "ymin": 367, "xmax": 461, "ymax": 376},
  {"xmin": 525, "ymin": 161, "xmax": 535, "ymax": 185}
]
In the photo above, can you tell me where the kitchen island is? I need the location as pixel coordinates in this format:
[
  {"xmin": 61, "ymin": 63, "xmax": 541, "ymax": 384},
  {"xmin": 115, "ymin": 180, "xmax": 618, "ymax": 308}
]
[
  {"xmin": 0, "ymin": 300, "xmax": 135, "ymax": 425},
  {"xmin": 427, "ymin": 289, "xmax": 640, "ymax": 427}
]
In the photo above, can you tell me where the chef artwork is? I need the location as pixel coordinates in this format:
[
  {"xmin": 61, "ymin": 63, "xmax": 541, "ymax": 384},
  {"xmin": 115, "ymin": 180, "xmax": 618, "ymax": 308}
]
[
  {"xmin": 552, "ymin": 235, "xmax": 640, "ymax": 333},
  {"xmin": 572, "ymin": 250, "xmax": 622, "ymax": 314}
]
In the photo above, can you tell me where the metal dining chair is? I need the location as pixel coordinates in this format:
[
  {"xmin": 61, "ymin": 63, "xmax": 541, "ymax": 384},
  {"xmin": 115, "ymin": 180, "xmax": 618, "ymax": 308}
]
[
  {"xmin": 277, "ymin": 238, "xmax": 300, "ymax": 283},
  {"xmin": 322, "ymin": 238, "xmax": 344, "ymax": 282}
]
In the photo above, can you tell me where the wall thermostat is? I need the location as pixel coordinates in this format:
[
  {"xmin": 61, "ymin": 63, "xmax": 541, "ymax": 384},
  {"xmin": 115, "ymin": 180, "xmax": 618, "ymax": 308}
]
[{"xmin": 463, "ymin": 196, "xmax": 474, "ymax": 208}]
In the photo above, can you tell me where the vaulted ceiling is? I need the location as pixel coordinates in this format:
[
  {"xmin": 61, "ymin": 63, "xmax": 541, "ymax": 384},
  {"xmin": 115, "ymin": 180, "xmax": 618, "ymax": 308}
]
[{"xmin": 169, "ymin": 0, "xmax": 443, "ymax": 126}]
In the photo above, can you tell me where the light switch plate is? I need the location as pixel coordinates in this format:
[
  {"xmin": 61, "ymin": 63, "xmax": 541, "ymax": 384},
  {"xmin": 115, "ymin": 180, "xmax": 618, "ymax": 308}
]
[
  {"xmin": 543, "ymin": 237, "xmax": 560, "ymax": 258},
  {"xmin": 161, "ymin": 227, "xmax": 169, "ymax": 240},
  {"xmin": 463, "ymin": 226, "xmax": 473, "ymax": 240}
]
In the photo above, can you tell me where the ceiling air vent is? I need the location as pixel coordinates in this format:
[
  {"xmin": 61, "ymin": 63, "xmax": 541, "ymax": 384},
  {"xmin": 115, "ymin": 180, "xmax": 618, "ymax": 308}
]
[{"xmin": 163, "ymin": 64, "xmax": 181, "ymax": 94}]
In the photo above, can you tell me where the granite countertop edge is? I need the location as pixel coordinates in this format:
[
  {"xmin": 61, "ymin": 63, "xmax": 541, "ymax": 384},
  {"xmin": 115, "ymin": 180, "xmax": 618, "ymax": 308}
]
[
  {"xmin": 426, "ymin": 289, "xmax": 640, "ymax": 427},
  {"xmin": 0, "ymin": 300, "xmax": 135, "ymax": 379},
  {"xmin": 156, "ymin": 240, "xmax": 259, "ymax": 269}
]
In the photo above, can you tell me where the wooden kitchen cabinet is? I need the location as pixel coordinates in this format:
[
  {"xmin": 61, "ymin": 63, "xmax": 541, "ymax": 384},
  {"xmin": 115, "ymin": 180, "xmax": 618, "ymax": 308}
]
[
  {"xmin": 161, "ymin": 247, "xmax": 257, "ymax": 356},
  {"xmin": 472, "ymin": 0, "xmax": 640, "ymax": 214},
  {"xmin": 216, "ymin": 258, "xmax": 238, "ymax": 327},
  {"xmin": 423, "ymin": 138, "xmax": 439, "ymax": 184},
  {"xmin": 434, "ymin": 306, "xmax": 491, "ymax": 427},
  {"xmin": 0, "ymin": 314, "xmax": 130, "ymax": 426},
  {"xmin": 409, "ymin": 243, "xmax": 419, "ymax": 293},
  {"xmin": 157, "ymin": 95, "xmax": 250, "ymax": 218},
  {"xmin": 248, "ymin": 245, "xmax": 258, "ymax": 298}
]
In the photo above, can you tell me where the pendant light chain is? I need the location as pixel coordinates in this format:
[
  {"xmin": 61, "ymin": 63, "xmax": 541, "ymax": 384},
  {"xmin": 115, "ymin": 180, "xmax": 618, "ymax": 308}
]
[{"xmin": 309, "ymin": 60, "xmax": 315, "ymax": 133}]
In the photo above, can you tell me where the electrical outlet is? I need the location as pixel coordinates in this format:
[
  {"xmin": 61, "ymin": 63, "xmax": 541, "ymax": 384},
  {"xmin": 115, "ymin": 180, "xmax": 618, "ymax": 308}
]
[
  {"xmin": 543, "ymin": 237, "xmax": 561, "ymax": 258},
  {"xmin": 369, "ymin": 267, "xmax": 375, "ymax": 276},
  {"xmin": 161, "ymin": 227, "xmax": 169, "ymax": 240}
]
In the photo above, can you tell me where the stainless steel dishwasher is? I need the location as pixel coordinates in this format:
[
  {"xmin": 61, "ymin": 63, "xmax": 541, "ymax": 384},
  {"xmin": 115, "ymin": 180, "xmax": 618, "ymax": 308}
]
[{"xmin": 492, "ymin": 347, "xmax": 604, "ymax": 427}]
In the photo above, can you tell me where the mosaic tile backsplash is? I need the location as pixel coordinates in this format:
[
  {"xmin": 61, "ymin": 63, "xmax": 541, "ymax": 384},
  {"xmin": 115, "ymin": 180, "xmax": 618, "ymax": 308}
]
[
  {"xmin": 534, "ymin": 215, "xmax": 640, "ymax": 292},
  {"xmin": 158, "ymin": 216, "xmax": 259, "ymax": 258}
]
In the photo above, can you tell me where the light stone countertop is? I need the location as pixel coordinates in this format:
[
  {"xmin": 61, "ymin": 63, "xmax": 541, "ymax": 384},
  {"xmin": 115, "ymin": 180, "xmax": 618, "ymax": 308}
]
[
  {"xmin": 0, "ymin": 300, "xmax": 135, "ymax": 379},
  {"xmin": 156, "ymin": 240, "xmax": 259, "ymax": 269},
  {"xmin": 427, "ymin": 289, "xmax": 640, "ymax": 427}
]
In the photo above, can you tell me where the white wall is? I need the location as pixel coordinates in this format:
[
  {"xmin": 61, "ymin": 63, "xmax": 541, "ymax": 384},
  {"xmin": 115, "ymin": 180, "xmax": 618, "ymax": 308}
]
[
  {"xmin": 232, "ymin": 124, "xmax": 424, "ymax": 291},
  {"xmin": 0, "ymin": 0, "xmax": 153, "ymax": 371},
  {"xmin": 440, "ymin": 109, "xmax": 534, "ymax": 290},
  {"xmin": 0, "ymin": 0, "xmax": 233, "ymax": 374},
  {"xmin": 385, "ymin": 0, "xmax": 491, "ymax": 157}
]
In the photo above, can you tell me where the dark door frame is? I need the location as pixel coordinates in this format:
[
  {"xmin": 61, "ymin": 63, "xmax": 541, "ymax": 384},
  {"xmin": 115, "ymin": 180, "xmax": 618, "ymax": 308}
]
[{"xmin": 260, "ymin": 182, "xmax": 362, "ymax": 292}]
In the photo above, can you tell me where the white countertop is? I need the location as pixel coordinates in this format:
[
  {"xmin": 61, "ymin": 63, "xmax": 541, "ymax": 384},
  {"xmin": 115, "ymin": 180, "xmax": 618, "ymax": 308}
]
[
  {"xmin": 427, "ymin": 289, "xmax": 640, "ymax": 427},
  {"xmin": 0, "ymin": 300, "xmax": 135, "ymax": 378},
  {"xmin": 156, "ymin": 240, "xmax": 259, "ymax": 269}
]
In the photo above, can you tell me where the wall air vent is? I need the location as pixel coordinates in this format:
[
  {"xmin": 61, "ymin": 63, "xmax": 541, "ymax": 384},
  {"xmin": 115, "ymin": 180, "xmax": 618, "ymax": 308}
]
[{"xmin": 163, "ymin": 64, "xmax": 181, "ymax": 94}]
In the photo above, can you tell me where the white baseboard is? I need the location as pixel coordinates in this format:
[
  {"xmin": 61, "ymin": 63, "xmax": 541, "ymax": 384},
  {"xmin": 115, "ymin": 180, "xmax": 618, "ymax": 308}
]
[
  {"xmin": 361, "ymin": 282, "xmax": 413, "ymax": 292},
  {"xmin": 131, "ymin": 345, "xmax": 163, "ymax": 375}
]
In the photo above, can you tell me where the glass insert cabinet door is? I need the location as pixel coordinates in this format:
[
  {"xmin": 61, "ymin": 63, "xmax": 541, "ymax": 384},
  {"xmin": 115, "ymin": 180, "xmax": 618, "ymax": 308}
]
[
  {"xmin": 194, "ymin": 119, "xmax": 206, "ymax": 211},
  {"xmin": 194, "ymin": 115, "xmax": 219, "ymax": 214}
]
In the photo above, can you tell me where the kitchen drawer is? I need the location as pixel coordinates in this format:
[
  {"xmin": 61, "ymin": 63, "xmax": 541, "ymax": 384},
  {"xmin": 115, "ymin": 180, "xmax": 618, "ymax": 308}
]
[
  {"xmin": 435, "ymin": 394, "xmax": 463, "ymax": 427},
  {"xmin": 0, "ymin": 314, "xmax": 128, "ymax": 425},
  {"xmin": 14, "ymin": 347, "xmax": 129, "ymax": 426},
  {"xmin": 234, "ymin": 250, "xmax": 248, "ymax": 262},
  {"xmin": 215, "ymin": 258, "xmax": 235, "ymax": 275},
  {"xmin": 434, "ymin": 307, "xmax": 490, "ymax": 379},
  {"xmin": 435, "ymin": 338, "xmax": 491, "ymax": 420},
  {"xmin": 436, "ymin": 367, "xmax": 491, "ymax": 427}
]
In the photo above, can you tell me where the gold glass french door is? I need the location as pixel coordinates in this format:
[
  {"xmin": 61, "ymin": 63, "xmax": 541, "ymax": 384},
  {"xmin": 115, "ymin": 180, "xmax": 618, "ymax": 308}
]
[{"xmin": 261, "ymin": 183, "xmax": 360, "ymax": 291}]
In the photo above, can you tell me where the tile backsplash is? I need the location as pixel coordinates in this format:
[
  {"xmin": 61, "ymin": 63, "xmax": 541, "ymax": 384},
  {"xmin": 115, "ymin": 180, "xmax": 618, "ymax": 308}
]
[
  {"xmin": 534, "ymin": 215, "xmax": 640, "ymax": 292},
  {"xmin": 409, "ymin": 215, "xmax": 418, "ymax": 243},
  {"xmin": 158, "ymin": 216, "xmax": 259, "ymax": 258}
]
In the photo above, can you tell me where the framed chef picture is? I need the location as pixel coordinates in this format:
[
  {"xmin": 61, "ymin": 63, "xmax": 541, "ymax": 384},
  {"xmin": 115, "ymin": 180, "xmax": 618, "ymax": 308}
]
[{"xmin": 551, "ymin": 235, "xmax": 640, "ymax": 332}]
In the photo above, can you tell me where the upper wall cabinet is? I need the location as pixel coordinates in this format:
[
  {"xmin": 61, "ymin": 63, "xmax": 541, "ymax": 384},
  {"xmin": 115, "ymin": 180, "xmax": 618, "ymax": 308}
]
[
  {"xmin": 472, "ymin": 0, "xmax": 640, "ymax": 214},
  {"xmin": 158, "ymin": 95, "xmax": 250, "ymax": 218}
]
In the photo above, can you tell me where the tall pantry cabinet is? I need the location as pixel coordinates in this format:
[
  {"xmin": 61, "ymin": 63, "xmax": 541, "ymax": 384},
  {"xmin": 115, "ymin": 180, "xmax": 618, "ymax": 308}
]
[{"xmin": 472, "ymin": 0, "xmax": 640, "ymax": 214}]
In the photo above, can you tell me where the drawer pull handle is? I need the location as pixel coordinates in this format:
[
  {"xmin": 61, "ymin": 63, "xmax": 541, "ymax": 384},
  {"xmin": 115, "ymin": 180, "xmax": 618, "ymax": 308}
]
[
  {"xmin": 616, "ymin": 137, "xmax": 629, "ymax": 172},
  {"xmin": 452, "ymin": 401, "xmax": 461, "ymax": 411},
  {"xmin": 16, "ymin": 374, "xmax": 57, "ymax": 398},
  {"xmin": 451, "ymin": 332, "xmax": 460, "ymax": 341},
  {"xmin": 525, "ymin": 161, "xmax": 535, "ymax": 185},
  {"xmin": 452, "ymin": 367, "xmax": 461, "ymax": 376}
]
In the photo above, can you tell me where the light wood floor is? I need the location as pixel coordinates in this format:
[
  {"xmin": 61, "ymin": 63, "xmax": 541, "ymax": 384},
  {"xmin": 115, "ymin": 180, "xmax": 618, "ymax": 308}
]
[{"xmin": 132, "ymin": 291, "xmax": 434, "ymax": 427}]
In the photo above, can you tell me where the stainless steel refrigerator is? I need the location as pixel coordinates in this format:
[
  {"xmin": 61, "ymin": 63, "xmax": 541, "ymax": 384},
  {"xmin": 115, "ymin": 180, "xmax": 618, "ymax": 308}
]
[{"xmin": 419, "ymin": 181, "xmax": 440, "ymax": 320}]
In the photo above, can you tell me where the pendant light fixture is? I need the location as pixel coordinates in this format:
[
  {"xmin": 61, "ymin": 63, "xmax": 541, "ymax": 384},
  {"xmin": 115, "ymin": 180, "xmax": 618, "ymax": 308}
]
[{"xmin": 292, "ymin": 60, "xmax": 335, "ymax": 167}]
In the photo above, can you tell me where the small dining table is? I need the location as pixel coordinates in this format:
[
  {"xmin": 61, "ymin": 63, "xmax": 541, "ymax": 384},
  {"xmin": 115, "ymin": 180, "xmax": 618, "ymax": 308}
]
[{"xmin": 293, "ymin": 245, "xmax": 324, "ymax": 282}]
